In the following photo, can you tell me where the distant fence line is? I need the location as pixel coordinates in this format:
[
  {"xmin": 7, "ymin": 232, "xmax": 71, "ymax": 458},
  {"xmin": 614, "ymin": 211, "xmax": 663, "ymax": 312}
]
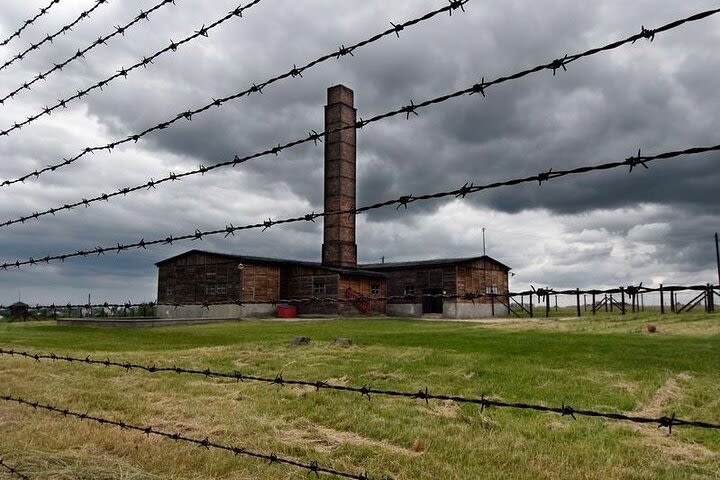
[
  {"xmin": 2, "ymin": 283, "xmax": 717, "ymax": 318},
  {"xmin": 506, "ymin": 283, "xmax": 718, "ymax": 318}
]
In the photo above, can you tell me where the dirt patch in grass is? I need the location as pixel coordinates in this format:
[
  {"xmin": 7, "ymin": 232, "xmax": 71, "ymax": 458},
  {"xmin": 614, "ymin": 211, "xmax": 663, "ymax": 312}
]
[
  {"xmin": 622, "ymin": 373, "xmax": 719, "ymax": 464},
  {"xmin": 633, "ymin": 373, "xmax": 691, "ymax": 418},
  {"xmin": 425, "ymin": 401, "xmax": 461, "ymax": 418},
  {"xmin": 280, "ymin": 424, "xmax": 421, "ymax": 457}
]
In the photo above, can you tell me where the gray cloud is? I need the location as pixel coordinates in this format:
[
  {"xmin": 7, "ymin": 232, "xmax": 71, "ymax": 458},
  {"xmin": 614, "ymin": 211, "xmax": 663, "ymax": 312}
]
[{"xmin": 1, "ymin": 0, "xmax": 719, "ymax": 304}]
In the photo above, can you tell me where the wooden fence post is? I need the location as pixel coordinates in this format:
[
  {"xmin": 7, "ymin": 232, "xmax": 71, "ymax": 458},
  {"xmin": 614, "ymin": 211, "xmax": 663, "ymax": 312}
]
[
  {"xmin": 620, "ymin": 288, "xmax": 626, "ymax": 315},
  {"xmin": 660, "ymin": 284, "xmax": 665, "ymax": 314},
  {"xmin": 545, "ymin": 293, "xmax": 550, "ymax": 318},
  {"xmin": 529, "ymin": 294, "xmax": 534, "ymax": 318},
  {"xmin": 576, "ymin": 288, "xmax": 581, "ymax": 317}
]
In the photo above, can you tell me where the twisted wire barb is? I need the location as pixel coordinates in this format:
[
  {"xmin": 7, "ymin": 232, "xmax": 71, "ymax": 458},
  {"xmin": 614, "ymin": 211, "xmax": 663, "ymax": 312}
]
[
  {"xmin": 2, "ymin": 6, "xmax": 718, "ymax": 226},
  {"xmin": 2, "ymin": 349, "xmax": 718, "ymax": 432},
  {"xmin": 0, "ymin": 0, "xmax": 111, "ymax": 73},
  {"xmin": 1, "ymin": 141, "xmax": 719, "ymax": 271},
  {"xmin": 0, "ymin": 0, "xmax": 178, "ymax": 107},
  {"xmin": 0, "ymin": 0, "xmax": 61, "ymax": 48},
  {"xmin": 0, "ymin": 0, "xmax": 469, "ymax": 186},
  {"xmin": 2, "ymin": 284, "xmax": 716, "ymax": 311},
  {"xmin": 0, "ymin": 394, "xmax": 375, "ymax": 480},
  {"xmin": 0, "ymin": 458, "xmax": 30, "ymax": 480}
]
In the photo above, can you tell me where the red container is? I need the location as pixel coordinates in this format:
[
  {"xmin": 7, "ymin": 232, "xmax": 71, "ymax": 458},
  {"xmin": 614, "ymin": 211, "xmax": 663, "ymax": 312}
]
[{"xmin": 276, "ymin": 305, "xmax": 297, "ymax": 318}]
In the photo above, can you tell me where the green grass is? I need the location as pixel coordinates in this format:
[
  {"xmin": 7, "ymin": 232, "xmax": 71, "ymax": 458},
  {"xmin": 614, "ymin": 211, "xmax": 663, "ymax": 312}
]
[{"xmin": 0, "ymin": 313, "xmax": 719, "ymax": 479}]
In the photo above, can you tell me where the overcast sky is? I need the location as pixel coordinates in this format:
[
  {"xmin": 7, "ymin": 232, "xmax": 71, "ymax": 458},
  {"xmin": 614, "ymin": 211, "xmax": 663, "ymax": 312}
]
[{"xmin": 0, "ymin": 0, "xmax": 718, "ymax": 305}]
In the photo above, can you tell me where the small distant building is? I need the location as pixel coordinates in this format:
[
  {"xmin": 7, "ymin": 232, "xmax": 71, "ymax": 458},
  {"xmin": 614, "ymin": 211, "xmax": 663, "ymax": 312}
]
[
  {"xmin": 156, "ymin": 250, "xmax": 386, "ymax": 319},
  {"xmin": 156, "ymin": 85, "xmax": 510, "ymax": 320},
  {"xmin": 9, "ymin": 301, "xmax": 29, "ymax": 319}
]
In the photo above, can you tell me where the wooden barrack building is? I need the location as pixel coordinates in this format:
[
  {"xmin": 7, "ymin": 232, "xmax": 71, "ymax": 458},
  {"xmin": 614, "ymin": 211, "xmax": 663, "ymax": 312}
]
[{"xmin": 156, "ymin": 85, "xmax": 510, "ymax": 319}]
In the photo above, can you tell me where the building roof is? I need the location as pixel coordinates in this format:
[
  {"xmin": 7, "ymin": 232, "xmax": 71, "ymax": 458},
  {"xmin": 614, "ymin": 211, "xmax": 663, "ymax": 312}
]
[
  {"xmin": 155, "ymin": 250, "xmax": 387, "ymax": 278},
  {"xmin": 361, "ymin": 255, "xmax": 511, "ymax": 271},
  {"xmin": 9, "ymin": 301, "xmax": 29, "ymax": 308}
]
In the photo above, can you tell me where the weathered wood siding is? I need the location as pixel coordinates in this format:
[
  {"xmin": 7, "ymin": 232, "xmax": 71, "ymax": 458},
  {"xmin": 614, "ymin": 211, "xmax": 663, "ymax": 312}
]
[
  {"xmin": 456, "ymin": 259, "xmax": 509, "ymax": 303},
  {"xmin": 339, "ymin": 275, "xmax": 386, "ymax": 315},
  {"xmin": 382, "ymin": 266, "xmax": 456, "ymax": 304},
  {"xmin": 239, "ymin": 264, "xmax": 280, "ymax": 303},
  {"xmin": 157, "ymin": 252, "xmax": 279, "ymax": 304},
  {"xmin": 286, "ymin": 265, "xmax": 340, "ymax": 315}
]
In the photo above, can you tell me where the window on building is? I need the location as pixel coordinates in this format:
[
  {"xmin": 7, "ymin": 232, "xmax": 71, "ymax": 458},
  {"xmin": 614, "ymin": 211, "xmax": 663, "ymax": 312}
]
[
  {"xmin": 217, "ymin": 285, "xmax": 226, "ymax": 295},
  {"xmin": 486, "ymin": 285, "xmax": 499, "ymax": 294},
  {"xmin": 371, "ymin": 283, "xmax": 380, "ymax": 296},
  {"xmin": 313, "ymin": 279, "xmax": 326, "ymax": 296},
  {"xmin": 165, "ymin": 286, "xmax": 173, "ymax": 297},
  {"xmin": 404, "ymin": 285, "xmax": 416, "ymax": 296},
  {"xmin": 205, "ymin": 285, "xmax": 218, "ymax": 296}
]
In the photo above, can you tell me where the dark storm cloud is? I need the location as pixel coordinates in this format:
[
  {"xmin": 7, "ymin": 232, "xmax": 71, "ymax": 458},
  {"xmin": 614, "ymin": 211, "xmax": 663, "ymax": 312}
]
[{"xmin": 0, "ymin": 0, "xmax": 719, "ymax": 304}]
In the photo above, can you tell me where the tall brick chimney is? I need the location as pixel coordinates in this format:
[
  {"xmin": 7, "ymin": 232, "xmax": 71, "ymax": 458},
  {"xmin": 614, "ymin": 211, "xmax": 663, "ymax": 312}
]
[{"xmin": 322, "ymin": 85, "xmax": 357, "ymax": 268}]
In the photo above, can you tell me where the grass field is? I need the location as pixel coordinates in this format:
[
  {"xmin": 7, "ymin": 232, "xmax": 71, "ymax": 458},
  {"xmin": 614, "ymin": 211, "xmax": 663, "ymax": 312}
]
[{"xmin": 0, "ymin": 312, "xmax": 719, "ymax": 479}]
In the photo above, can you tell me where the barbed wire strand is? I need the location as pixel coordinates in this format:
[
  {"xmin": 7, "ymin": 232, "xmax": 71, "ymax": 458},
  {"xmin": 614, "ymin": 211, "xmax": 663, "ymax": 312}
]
[
  {"xmin": 0, "ymin": 0, "xmax": 470, "ymax": 185},
  {"xmin": 0, "ymin": 0, "xmax": 261, "ymax": 135},
  {"xmin": 1, "ymin": 141, "xmax": 718, "ymax": 271},
  {"xmin": 0, "ymin": 457, "xmax": 30, "ymax": 480},
  {"xmin": 1, "ymin": 349, "xmax": 718, "ymax": 432},
  {"xmin": 0, "ymin": 0, "xmax": 178, "ymax": 107},
  {"xmin": 0, "ymin": 0, "xmax": 111, "ymax": 73},
  {"xmin": 1, "ymin": 6, "xmax": 717, "ymax": 226},
  {"xmin": 0, "ymin": 0, "xmax": 61, "ymax": 48},
  {"xmin": 2, "ymin": 284, "xmax": 717, "ymax": 311},
  {"xmin": 0, "ymin": 394, "xmax": 377, "ymax": 480}
]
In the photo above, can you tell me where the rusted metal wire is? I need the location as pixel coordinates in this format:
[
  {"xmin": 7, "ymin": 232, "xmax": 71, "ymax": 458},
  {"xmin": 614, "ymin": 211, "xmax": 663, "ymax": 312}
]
[
  {"xmin": 0, "ymin": 394, "xmax": 376, "ymax": 480},
  {"xmin": 0, "ymin": 457, "xmax": 30, "ymax": 480},
  {"xmin": 0, "ymin": 0, "xmax": 61, "ymax": 48},
  {"xmin": 0, "ymin": 0, "xmax": 178, "ymax": 107},
  {"xmin": 0, "ymin": 0, "xmax": 469, "ymax": 187},
  {"xmin": 0, "ymin": 0, "xmax": 111, "ymax": 73},
  {"xmin": 1, "ymin": 349, "xmax": 718, "ymax": 433},
  {"xmin": 1, "ymin": 141, "xmax": 718, "ymax": 271},
  {"xmin": 1, "ymin": 5, "xmax": 717, "ymax": 225}
]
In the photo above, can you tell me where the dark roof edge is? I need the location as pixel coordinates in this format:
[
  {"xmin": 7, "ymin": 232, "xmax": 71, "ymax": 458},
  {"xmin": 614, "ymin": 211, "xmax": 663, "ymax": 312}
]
[
  {"xmin": 361, "ymin": 255, "xmax": 511, "ymax": 271},
  {"xmin": 155, "ymin": 250, "xmax": 386, "ymax": 277}
]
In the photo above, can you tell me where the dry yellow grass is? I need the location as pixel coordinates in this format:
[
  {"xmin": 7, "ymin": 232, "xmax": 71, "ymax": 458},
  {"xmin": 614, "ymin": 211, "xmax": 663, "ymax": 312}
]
[{"xmin": 0, "ymin": 315, "xmax": 718, "ymax": 479}]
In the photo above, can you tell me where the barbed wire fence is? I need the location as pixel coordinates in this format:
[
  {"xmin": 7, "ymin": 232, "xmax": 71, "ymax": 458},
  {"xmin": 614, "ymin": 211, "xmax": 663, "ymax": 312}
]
[
  {"xmin": 0, "ymin": 0, "xmax": 266, "ymax": 138},
  {"xmin": 0, "ymin": 0, "xmax": 469, "ymax": 185},
  {"xmin": 0, "ymin": 0, "xmax": 178, "ymax": 107},
  {"xmin": 2, "ymin": 348, "xmax": 719, "ymax": 433},
  {"xmin": 0, "ymin": 0, "xmax": 111, "ymax": 73},
  {"xmin": 0, "ymin": 0, "xmax": 61, "ymax": 48},
  {"xmin": 0, "ymin": 395, "xmax": 374, "ymax": 480},
  {"xmin": 2, "ymin": 142, "xmax": 719, "ymax": 270},
  {"xmin": 1, "ymin": 1, "xmax": 720, "ymax": 478},
  {"xmin": 0, "ymin": 5, "xmax": 716, "ymax": 216},
  {"xmin": 0, "ymin": 457, "xmax": 30, "ymax": 480}
]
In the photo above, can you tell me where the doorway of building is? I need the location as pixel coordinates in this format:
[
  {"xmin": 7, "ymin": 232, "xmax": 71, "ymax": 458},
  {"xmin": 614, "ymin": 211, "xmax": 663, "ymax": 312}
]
[{"xmin": 423, "ymin": 288, "xmax": 444, "ymax": 314}]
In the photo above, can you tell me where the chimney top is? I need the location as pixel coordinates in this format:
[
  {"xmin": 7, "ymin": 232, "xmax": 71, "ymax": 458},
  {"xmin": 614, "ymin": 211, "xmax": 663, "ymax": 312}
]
[{"xmin": 327, "ymin": 84, "xmax": 354, "ymax": 107}]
